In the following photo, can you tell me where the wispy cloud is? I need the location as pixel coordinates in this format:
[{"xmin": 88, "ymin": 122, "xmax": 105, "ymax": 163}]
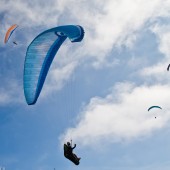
[
  {"xmin": 42, "ymin": 61, "xmax": 78, "ymax": 97},
  {"xmin": 0, "ymin": 79, "xmax": 24, "ymax": 105},
  {"xmin": 139, "ymin": 22, "xmax": 170, "ymax": 83}
]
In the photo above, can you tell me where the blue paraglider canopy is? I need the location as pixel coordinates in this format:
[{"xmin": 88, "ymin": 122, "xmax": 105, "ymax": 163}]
[{"xmin": 23, "ymin": 25, "xmax": 84, "ymax": 105}]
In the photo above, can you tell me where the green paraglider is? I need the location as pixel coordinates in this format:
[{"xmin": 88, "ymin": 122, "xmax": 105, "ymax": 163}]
[{"xmin": 148, "ymin": 106, "xmax": 162, "ymax": 111}]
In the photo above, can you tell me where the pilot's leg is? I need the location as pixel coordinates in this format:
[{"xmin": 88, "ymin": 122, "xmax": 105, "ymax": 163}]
[{"xmin": 73, "ymin": 153, "xmax": 81, "ymax": 160}]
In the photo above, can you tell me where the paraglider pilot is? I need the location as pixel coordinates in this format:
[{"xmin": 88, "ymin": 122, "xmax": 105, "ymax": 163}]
[
  {"xmin": 64, "ymin": 140, "xmax": 81, "ymax": 165},
  {"xmin": 13, "ymin": 41, "xmax": 17, "ymax": 45}
]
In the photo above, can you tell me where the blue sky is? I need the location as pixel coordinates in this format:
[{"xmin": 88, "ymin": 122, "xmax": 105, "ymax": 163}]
[{"xmin": 1, "ymin": 0, "xmax": 170, "ymax": 170}]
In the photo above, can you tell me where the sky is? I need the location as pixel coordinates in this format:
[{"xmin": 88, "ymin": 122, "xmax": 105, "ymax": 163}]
[{"xmin": 1, "ymin": 0, "xmax": 170, "ymax": 169}]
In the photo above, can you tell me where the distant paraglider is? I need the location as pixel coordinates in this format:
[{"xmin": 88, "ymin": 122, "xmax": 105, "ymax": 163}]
[
  {"xmin": 148, "ymin": 106, "xmax": 162, "ymax": 112},
  {"xmin": 4, "ymin": 24, "xmax": 18, "ymax": 44},
  {"xmin": 23, "ymin": 25, "xmax": 85, "ymax": 105},
  {"xmin": 167, "ymin": 64, "xmax": 170, "ymax": 71}
]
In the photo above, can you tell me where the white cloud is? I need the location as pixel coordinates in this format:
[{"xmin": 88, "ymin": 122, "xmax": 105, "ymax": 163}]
[
  {"xmin": 0, "ymin": 82, "xmax": 24, "ymax": 105},
  {"xmin": 61, "ymin": 83, "xmax": 170, "ymax": 146},
  {"xmin": 139, "ymin": 62, "xmax": 169, "ymax": 84},
  {"xmin": 139, "ymin": 22, "xmax": 170, "ymax": 83},
  {"xmin": 151, "ymin": 24, "xmax": 170, "ymax": 59},
  {"xmin": 42, "ymin": 61, "xmax": 77, "ymax": 97},
  {"xmin": 70, "ymin": 0, "xmax": 170, "ymax": 67},
  {"xmin": 0, "ymin": 0, "xmax": 63, "ymax": 27}
]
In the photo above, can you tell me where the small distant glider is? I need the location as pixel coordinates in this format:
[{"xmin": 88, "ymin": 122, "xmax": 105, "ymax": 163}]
[
  {"xmin": 167, "ymin": 64, "xmax": 170, "ymax": 71},
  {"xmin": 148, "ymin": 106, "xmax": 162, "ymax": 111},
  {"xmin": 4, "ymin": 24, "xmax": 18, "ymax": 44}
]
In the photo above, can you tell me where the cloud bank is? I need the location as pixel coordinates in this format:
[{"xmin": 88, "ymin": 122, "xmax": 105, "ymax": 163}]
[{"xmin": 61, "ymin": 83, "xmax": 170, "ymax": 146}]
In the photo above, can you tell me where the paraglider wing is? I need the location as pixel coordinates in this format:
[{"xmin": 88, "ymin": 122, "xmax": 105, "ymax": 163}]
[
  {"xmin": 148, "ymin": 106, "xmax": 162, "ymax": 111},
  {"xmin": 4, "ymin": 24, "xmax": 18, "ymax": 43},
  {"xmin": 24, "ymin": 25, "xmax": 84, "ymax": 105},
  {"xmin": 167, "ymin": 64, "xmax": 170, "ymax": 71}
]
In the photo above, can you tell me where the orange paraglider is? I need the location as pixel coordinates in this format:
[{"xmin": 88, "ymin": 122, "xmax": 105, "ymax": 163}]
[{"xmin": 4, "ymin": 24, "xmax": 18, "ymax": 44}]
